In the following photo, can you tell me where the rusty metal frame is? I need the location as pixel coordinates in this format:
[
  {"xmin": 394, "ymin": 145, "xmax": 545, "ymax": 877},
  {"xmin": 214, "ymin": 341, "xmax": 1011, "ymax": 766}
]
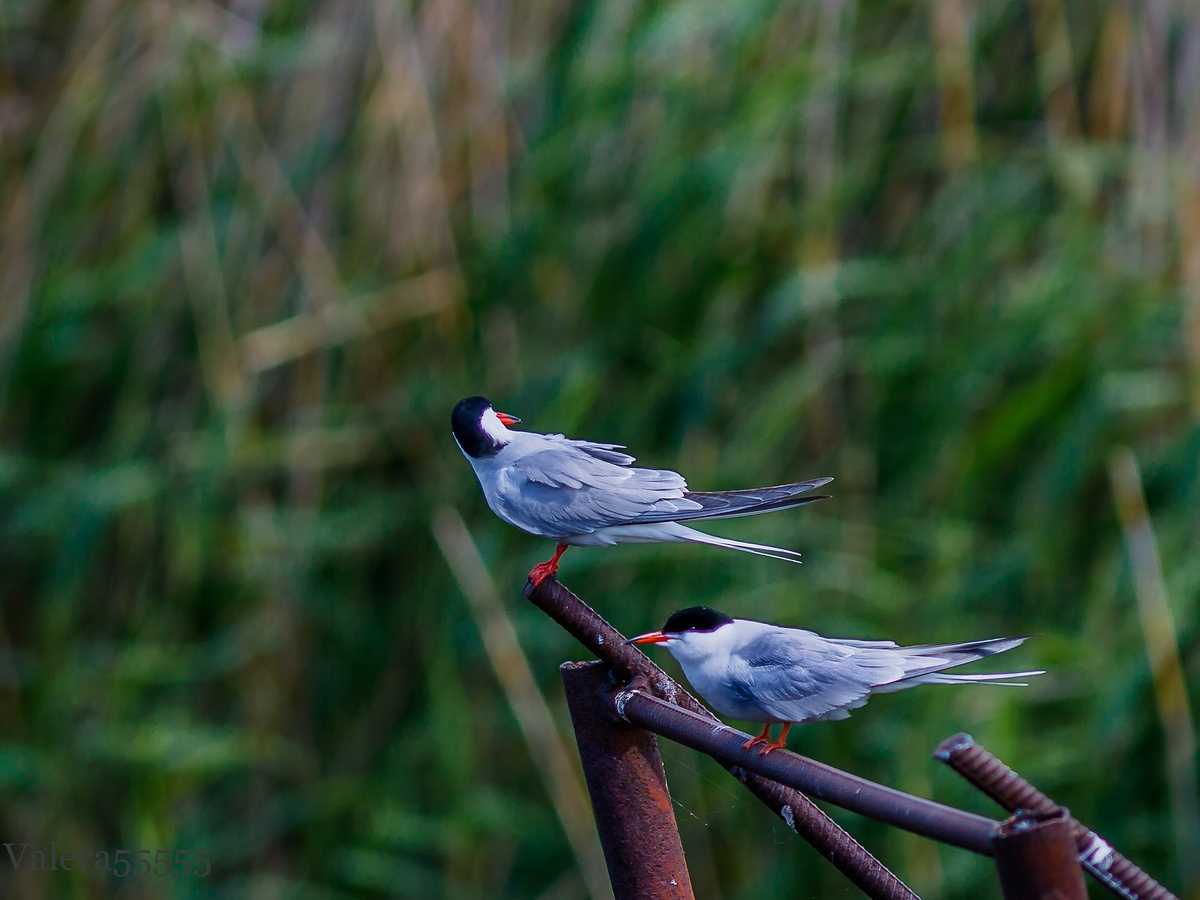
[
  {"xmin": 525, "ymin": 575, "xmax": 1176, "ymax": 900},
  {"xmin": 562, "ymin": 661, "xmax": 695, "ymax": 899},
  {"xmin": 608, "ymin": 687, "xmax": 995, "ymax": 853},
  {"xmin": 935, "ymin": 733, "xmax": 1177, "ymax": 900},
  {"xmin": 526, "ymin": 573, "xmax": 918, "ymax": 899}
]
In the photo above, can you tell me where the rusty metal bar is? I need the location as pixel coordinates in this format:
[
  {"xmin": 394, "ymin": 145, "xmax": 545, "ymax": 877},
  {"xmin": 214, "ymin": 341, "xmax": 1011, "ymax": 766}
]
[
  {"xmin": 526, "ymin": 575, "xmax": 920, "ymax": 899},
  {"xmin": 935, "ymin": 732, "xmax": 1178, "ymax": 900},
  {"xmin": 524, "ymin": 574, "xmax": 708, "ymax": 698},
  {"xmin": 731, "ymin": 771, "xmax": 920, "ymax": 900},
  {"xmin": 562, "ymin": 661, "xmax": 695, "ymax": 900},
  {"xmin": 609, "ymin": 687, "xmax": 998, "ymax": 855},
  {"xmin": 992, "ymin": 810, "xmax": 1088, "ymax": 900}
]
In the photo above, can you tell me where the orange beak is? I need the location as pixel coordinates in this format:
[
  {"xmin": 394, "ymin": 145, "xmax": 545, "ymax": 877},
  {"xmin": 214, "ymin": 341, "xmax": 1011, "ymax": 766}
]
[
  {"xmin": 627, "ymin": 631, "xmax": 669, "ymax": 645},
  {"xmin": 496, "ymin": 412, "xmax": 521, "ymax": 426}
]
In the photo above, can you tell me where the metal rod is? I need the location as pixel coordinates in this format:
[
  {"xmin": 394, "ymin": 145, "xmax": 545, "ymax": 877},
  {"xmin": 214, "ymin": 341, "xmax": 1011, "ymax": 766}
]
[
  {"xmin": 731, "ymin": 771, "xmax": 921, "ymax": 900},
  {"xmin": 992, "ymin": 810, "xmax": 1087, "ymax": 900},
  {"xmin": 935, "ymin": 732, "xmax": 1178, "ymax": 900},
  {"xmin": 526, "ymin": 575, "xmax": 920, "ymax": 899},
  {"xmin": 524, "ymin": 574, "xmax": 705, "ymax": 699},
  {"xmin": 562, "ymin": 661, "xmax": 695, "ymax": 900},
  {"xmin": 609, "ymin": 687, "xmax": 998, "ymax": 855}
]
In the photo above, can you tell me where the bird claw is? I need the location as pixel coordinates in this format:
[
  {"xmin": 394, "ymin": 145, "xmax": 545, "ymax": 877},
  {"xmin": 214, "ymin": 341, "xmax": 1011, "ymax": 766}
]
[
  {"xmin": 757, "ymin": 739, "xmax": 787, "ymax": 756},
  {"xmin": 527, "ymin": 544, "xmax": 569, "ymax": 590},
  {"xmin": 742, "ymin": 724, "xmax": 774, "ymax": 752},
  {"xmin": 527, "ymin": 561, "xmax": 558, "ymax": 588}
]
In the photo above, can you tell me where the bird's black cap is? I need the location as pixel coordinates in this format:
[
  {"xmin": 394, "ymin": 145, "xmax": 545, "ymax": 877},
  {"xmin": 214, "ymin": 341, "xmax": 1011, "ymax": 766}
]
[
  {"xmin": 661, "ymin": 606, "xmax": 734, "ymax": 634},
  {"xmin": 452, "ymin": 396, "xmax": 495, "ymax": 458}
]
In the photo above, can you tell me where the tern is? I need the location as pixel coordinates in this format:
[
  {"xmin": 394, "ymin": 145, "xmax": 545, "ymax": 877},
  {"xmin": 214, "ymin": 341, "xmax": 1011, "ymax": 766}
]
[
  {"xmin": 629, "ymin": 606, "xmax": 1042, "ymax": 755},
  {"xmin": 452, "ymin": 396, "xmax": 832, "ymax": 586}
]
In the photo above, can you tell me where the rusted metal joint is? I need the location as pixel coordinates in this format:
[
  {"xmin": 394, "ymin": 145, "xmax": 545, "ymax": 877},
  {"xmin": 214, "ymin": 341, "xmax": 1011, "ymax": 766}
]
[
  {"xmin": 596, "ymin": 670, "xmax": 651, "ymax": 725},
  {"xmin": 609, "ymin": 686, "xmax": 638, "ymax": 724}
]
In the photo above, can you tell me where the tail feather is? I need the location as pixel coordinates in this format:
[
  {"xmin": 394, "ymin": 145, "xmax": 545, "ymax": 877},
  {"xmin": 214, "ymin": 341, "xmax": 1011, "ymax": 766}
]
[
  {"xmin": 907, "ymin": 636, "xmax": 1031, "ymax": 662},
  {"xmin": 916, "ymin": 670, "xmax": 1045, "ymax": 687},
  {"xmin": 868, "ymin": 635, "xmax": 1042, "ymax": 691},
  {"xmin": 672, "ymin": 524, "xmax": 804, "ymax": 563}
]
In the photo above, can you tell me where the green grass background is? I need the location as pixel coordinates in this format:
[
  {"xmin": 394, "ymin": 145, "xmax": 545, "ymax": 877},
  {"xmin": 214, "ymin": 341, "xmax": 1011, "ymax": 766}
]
[{"xmin": 0, "ymin": 0, "xmax": 1198, "ymax": 896}]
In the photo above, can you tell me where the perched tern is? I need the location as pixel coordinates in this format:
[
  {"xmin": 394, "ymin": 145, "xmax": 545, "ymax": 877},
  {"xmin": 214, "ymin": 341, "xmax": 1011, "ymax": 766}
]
[
  {"xmin": 629, "ymin": 606, "xmax": 1042, "ymax": 755},
  {"xmin": 452, "ymin": 396, "xmax": 832, "ymax": 586}
]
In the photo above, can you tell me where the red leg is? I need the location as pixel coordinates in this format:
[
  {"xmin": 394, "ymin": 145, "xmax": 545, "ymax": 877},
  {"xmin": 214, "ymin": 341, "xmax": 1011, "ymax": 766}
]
[
  {"xmin": 758, "ymin": 722, "xmax": 792, "ymax": 756},
  {"xmin": 742, "ymin": 723, "xmax": 773, "ymax": 752},
  {"xmin": 528, "ymin": 543, "xmax": 569, "ymax": 588}
]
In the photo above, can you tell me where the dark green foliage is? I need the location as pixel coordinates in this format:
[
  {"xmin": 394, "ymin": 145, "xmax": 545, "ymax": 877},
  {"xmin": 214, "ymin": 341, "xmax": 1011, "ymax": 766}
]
[{"xmin": 0, "ymin": 0, "xmax": 1196, "ymax": 897}]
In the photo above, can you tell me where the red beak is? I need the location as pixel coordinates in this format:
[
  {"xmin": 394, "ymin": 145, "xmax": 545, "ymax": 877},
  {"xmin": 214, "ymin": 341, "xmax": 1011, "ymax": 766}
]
[
  {"xmin": 496, "ymin": 412, "xmax": 521, "ymax": 426},
  {"xmin": 627, "ymin": 631, "xmax": 669, "ymax": 645}
]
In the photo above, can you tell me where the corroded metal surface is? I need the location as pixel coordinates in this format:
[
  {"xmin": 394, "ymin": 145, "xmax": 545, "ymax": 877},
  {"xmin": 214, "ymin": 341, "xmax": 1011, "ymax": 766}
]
[
  {"xmin": 562, "ymin": 661, "xmax": 694, "ymax": 900},
  {"xmin": 992, "ymin": 810, "xmax": 1087, "ymax": 900}
]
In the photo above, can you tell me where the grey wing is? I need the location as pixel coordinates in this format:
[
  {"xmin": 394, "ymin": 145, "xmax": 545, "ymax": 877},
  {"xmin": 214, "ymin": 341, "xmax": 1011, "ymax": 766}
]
[
  {"xmin": 830, "ymin": 637, "xmax": 900, "ymax": 650},
  {"xmin": 503, "ymin": 439, "xmax": 702, "ymax": 535},
  {"xmin": 547, "ymin": 436, "xmax": 637, "ymax": 467},
  {"xmin": 730, "ymin": 630, "xmax": 908, "ymax": 723}
]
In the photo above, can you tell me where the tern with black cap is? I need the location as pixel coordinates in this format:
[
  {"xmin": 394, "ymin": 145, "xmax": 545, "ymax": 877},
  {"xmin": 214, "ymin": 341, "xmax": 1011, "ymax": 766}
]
[
  {"xmin": 629, "ymin": 606, "xmax": 1042, "ymax": 755},
  {"xmin": 451, "ymin": 396, "xmax": 832, "ymax": 587}
]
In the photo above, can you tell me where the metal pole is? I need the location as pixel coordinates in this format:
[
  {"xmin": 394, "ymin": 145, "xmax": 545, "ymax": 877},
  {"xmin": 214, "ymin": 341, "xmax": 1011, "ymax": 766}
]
[
  {"xmin": 609, "ymin": 687, "xmax": 998, "ymax": 855},
  {"xmin": 935, "ymin": 732, "xmax": 1178, "ymax": 900},
  {"xmin": 562, "ymin": 661, "xmax": 695, "ymax": 900},
  {"xmin": 992, "ymin": 810, "xmax": 1087, "ymax": 900},
  {"xmin": 527, "ymin": 575, "xmax": 920, "ymax": 899}
]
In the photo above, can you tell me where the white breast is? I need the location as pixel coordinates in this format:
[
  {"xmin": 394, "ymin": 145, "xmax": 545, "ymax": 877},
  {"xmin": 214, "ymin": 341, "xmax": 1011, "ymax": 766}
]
[{"xmin": 666, "ymin": 626, "xmax": 777, "ymax": 722}]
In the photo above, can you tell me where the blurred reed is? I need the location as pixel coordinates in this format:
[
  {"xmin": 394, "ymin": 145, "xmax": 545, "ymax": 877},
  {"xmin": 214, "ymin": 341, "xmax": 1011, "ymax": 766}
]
[
  {"xmin": 433, "ymin": 506, "xmax": 612, "ymax": 900},
  {"xmin": 1109, "ymin": 450, "xmax": 1200, "ymax": 896}
]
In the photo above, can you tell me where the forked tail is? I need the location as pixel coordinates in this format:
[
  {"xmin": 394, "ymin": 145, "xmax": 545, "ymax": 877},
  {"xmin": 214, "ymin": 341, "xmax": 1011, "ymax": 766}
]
[
  {"xmin": 898, "ymin": 635, "xmax": 1044, "ymax": 687},
  {"xmin": 672, "ymin": 524, "xmax": 804, "ymax": 563}
]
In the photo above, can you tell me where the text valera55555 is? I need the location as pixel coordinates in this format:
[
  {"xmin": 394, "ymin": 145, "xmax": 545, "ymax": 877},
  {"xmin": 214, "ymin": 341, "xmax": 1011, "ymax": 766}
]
[{"xmin": 3, "ymin": 844, "xmax": 211, "ymax": 877}]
